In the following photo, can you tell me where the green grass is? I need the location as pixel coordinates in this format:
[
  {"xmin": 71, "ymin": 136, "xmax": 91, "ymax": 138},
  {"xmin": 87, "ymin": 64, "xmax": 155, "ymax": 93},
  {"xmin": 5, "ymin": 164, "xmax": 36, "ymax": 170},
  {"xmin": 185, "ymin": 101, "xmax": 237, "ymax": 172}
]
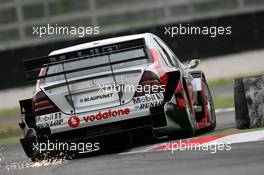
[
  {"xmin": 0, "ymin": 107, "xmax": 20, "ymax": 118},
  {"xmin": 0, "ymin": 136, "xmax": 20, "ymax": 144},
  {"xmin": 208, "ymin": 78, "xmax": 233, "ymax": 87},
  {"xmin": 213, "ymin": 95, "xmax": 234, "ymax": 109},
  {"xmin": 0, "ymin": 107, "xmax": 22, "ymax": 144},
  {"xmin": 0, "ymin": 124, "xmax": 21, "ymax": 144},
  {"xmin": 208, "ymin": 71, "xmax": 264, "ymax": 87},
  {"xmin": 0, "ymin": 124, "xmax": 20, "ymax": 133}
]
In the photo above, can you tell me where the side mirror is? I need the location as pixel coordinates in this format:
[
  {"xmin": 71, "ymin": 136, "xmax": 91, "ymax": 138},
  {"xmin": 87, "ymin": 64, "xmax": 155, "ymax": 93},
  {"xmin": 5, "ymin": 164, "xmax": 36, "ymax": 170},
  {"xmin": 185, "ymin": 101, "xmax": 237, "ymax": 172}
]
[{"xmin": 187, "ymin": 59, "xmax": 200, "ymax": 69}]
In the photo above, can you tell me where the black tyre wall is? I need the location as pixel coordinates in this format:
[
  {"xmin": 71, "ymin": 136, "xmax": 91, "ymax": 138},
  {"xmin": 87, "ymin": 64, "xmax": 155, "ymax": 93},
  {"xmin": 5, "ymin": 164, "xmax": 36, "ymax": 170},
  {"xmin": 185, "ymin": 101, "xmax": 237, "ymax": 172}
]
[{"xmin": 234, "ymin": 78, "xmax": 250, "ymax": 129}]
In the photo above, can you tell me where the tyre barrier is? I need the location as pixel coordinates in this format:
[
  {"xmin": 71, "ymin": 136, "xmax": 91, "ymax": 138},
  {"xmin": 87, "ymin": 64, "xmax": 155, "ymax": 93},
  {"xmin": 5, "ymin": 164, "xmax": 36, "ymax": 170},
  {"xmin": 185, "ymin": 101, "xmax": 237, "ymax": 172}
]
[{"xmin": 234, "ymin": 75, "xmax": 264, "ymax": 129}]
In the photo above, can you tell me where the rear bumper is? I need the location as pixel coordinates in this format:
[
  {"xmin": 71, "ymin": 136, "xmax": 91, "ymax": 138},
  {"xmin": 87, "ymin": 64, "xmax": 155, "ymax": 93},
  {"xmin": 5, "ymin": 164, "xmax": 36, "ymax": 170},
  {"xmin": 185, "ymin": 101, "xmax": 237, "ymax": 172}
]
[
  {"xmin": 20, "ymin": 106, "xmax": 189, "ymax": 158},
  {"xmin": 51, "ymin": 115, "xmax": 153, "ymax": 142},
  {"xmin": 21, "ymin": 104, "xmax": 188, "ymax": 145},
  {"xmin": 36, "ymin": 111, "xmax": 168, "ymax": 141}
]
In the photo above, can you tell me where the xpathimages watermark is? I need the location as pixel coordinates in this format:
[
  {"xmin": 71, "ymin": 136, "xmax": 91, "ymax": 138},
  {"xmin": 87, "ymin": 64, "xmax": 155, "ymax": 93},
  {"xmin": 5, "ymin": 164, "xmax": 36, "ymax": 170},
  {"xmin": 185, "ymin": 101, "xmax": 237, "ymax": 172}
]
[
  {"xmin": 164, "ymin": 140, "xmax": 232, "ymax": 154},
  {"xmin": 32, "ymin": 24, "xmax": 100, "ymax": 38},
  {"xmin": 165, "ymin": 24, "xmax": 232, "ymax": 38},
  {"xmin": 98, "ymin": 83, "xmax": 165, "ymax": 95},
  {"xmin": 32, "ymin": 140, "xmax": 100, "ymax": 154}
]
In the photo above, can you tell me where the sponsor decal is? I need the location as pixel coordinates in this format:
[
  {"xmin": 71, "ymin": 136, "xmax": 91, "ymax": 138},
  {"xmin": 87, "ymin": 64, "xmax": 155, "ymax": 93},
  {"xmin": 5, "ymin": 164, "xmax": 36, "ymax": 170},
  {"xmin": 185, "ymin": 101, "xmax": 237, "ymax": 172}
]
[
  {"xmin": 36, "ymin": 113, "xmax": 63, "ymax": 128},
  {"xmin": 68, "ymin": 116, "xmax": 80, "ymax": 128},
  {"xmin": 68, "ymin": 108, "xmax": 130, "ymax": 128},
  {"xmin": 79, "ymin": 93, "xmax": 113, "ymax": 103},
  {"xmin": 138, "ymin": 101, "xmax": 163, "ymax": 109},
  {"xmin": 133, "ymin": 93, "xmax": 164, "ymax": 109},
  {"xmin": 83, "ymin": 108, "xmax": 130, "ymax": 123},
  {"xmin": 90, "ymin": 79, "xmax": 97, "ymax": 87},
  {"xmin": 36, "ymin": 113, "xmax": 62, "ymax": 123}
]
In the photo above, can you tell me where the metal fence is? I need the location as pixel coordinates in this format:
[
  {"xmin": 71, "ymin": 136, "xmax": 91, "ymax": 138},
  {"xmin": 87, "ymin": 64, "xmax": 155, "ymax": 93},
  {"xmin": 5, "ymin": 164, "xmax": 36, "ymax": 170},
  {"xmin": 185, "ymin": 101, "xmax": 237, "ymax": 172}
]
[{"xmin": 0, "ymin": 0, "xmax": 264, "ymax": 51}]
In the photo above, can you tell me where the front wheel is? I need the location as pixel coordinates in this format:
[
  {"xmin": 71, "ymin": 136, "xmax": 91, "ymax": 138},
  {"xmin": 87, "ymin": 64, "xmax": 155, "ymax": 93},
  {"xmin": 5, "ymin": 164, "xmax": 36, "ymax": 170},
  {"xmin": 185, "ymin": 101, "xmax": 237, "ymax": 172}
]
[
  {"xmin": 180, "ymin": 77, "xmax": 197, "ymax": 137},
  {"xmin": 183, "ymin": 88, "xmax": 196, "ymax": 137},
  {"xmin": 204, "ymin": 81, "xmax": 216, "ymax": 131},
  {"xmin": 167, "ymin": 86, "xmax": 196, "ymax": 139}
]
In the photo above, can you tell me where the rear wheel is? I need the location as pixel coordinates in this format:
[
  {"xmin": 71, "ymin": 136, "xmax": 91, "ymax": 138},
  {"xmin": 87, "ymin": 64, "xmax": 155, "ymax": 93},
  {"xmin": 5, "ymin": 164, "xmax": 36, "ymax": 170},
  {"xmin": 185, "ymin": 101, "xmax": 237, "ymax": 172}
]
[{"xmin": 20, "ymin": 136, "xmax": 43, "ymax": 162}]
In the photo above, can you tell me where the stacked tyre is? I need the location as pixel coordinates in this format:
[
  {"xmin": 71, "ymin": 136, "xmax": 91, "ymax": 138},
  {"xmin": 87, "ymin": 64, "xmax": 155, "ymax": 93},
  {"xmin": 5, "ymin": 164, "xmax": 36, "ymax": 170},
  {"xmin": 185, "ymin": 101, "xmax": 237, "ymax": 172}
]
[{"xmin": 234, "ymin": 75, "xmax": 264, "ymax": 129}]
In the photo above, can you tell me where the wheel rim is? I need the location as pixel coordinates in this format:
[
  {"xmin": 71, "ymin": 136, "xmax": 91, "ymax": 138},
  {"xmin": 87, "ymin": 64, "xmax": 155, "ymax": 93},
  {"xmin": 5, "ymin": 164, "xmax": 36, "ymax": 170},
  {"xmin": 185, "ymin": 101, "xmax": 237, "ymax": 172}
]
[
  {"xmin": 204, "ymin": 83, "xmax": 216, "ymax": 125},
  {"xmin": 184, "ymin": 90, "xmax": 196, "ymax": 132}
]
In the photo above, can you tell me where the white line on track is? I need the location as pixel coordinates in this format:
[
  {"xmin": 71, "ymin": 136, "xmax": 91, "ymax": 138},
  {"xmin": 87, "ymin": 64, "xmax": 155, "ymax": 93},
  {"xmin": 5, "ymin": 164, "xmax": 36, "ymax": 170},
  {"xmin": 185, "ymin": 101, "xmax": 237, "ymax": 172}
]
[
  {"xmin": 205, "ymin": 130, "xmax": 264, "ymax": 145},
  {"xmin": 215, "ymin": 107, "xmax": 235, "ymax": 114}
]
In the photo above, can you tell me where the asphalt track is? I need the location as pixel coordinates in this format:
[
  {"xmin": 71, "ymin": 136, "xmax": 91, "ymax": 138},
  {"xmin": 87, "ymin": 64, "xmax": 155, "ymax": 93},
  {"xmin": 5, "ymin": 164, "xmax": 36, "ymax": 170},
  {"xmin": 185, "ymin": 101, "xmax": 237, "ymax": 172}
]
[{"xmin": 1, "ymin": 110, "xmax": 264, "ymax": 175}]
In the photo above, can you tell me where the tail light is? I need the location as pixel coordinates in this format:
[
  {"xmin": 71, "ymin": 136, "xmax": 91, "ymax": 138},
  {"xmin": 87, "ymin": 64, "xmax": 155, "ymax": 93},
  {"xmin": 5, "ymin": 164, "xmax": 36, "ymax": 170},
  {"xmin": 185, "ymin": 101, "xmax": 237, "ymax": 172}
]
[
  {"xmin": 134, "ymin": 71, "xmax": 163, "ymax": 97},
  {"xmin": 33, "ymin": 91, "xmax": 60, "ymax": 116},
  {"xmin": 175, "ymin": 93, "xmax": 185, "ymax": 108},
  {"xmin": 149, "ymin": 48, "xmax": 168, "ymax": 85}
]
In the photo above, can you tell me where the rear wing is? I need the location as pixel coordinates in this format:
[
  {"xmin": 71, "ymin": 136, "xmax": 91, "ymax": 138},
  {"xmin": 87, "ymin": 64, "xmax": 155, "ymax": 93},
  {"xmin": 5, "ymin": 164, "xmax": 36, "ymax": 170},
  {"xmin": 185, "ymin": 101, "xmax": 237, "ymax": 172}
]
[{"xmin": 24, "ymin": 38, "xmax": 148, "ymax": 81}]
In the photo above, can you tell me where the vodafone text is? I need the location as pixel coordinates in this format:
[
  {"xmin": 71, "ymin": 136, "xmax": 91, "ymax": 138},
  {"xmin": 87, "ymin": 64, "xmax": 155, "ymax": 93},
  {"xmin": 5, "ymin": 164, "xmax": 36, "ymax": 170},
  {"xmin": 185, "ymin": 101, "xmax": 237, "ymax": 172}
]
[{"xmin": 68, "ymin": 108, "xmax": 130, "ymax": 128}]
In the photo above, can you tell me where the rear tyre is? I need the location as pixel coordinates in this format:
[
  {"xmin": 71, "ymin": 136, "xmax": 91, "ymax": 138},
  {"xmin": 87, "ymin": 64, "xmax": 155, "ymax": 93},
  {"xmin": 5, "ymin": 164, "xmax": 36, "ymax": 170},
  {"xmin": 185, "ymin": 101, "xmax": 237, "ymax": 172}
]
[{"xmin": 20, "ymin": 136, "xmax": 43, "ymax": 162}]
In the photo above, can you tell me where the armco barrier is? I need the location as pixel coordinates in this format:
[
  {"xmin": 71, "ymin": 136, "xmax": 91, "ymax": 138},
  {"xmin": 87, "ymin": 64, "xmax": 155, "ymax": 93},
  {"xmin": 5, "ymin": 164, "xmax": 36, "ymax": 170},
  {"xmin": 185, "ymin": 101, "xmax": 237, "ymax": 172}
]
[{"xmin": 234, "ymin": 75, "xmax": 264, "ymax": 129}]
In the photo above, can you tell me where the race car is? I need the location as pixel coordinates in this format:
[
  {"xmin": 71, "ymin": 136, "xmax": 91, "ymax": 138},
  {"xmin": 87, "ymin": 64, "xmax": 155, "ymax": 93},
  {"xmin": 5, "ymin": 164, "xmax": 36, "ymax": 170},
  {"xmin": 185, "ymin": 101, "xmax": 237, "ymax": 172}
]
[{"xmin": 19, "ymin": 33, "xmax": 216, "ymax": 160}]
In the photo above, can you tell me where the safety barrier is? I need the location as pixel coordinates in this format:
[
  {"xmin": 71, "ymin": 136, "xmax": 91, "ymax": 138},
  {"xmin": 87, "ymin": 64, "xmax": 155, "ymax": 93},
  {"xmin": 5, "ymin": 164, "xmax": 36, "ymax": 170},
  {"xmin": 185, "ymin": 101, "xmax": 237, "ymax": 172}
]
[{"xmin": 235, "ymin": 75, "xmax": 264, "ymax": 129}]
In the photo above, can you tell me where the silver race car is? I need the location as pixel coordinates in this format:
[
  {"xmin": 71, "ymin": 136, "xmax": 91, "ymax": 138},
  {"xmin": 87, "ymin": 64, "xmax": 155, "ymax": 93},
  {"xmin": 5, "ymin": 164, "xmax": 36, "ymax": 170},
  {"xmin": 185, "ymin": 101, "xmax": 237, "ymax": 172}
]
[{"xmin": 19, "ymin": 33, "xmax": 216, "ymax": 160}]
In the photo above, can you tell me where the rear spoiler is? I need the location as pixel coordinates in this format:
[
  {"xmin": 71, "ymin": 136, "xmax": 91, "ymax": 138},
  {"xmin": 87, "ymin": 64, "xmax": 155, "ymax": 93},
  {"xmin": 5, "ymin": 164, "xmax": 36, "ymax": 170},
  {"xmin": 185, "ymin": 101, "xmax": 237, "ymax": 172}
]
[{"xmin": 24, "ymin": 38, "xmax": 147, "ymax": 81}]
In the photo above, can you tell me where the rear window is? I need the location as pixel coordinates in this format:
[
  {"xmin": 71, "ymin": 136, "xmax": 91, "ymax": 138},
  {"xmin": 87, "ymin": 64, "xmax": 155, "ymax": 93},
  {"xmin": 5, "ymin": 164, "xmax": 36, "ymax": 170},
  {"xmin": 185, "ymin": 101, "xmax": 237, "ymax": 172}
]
[{"xmin": 43, "ymin": 48, "xmax": 150, "ymax": 83}]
